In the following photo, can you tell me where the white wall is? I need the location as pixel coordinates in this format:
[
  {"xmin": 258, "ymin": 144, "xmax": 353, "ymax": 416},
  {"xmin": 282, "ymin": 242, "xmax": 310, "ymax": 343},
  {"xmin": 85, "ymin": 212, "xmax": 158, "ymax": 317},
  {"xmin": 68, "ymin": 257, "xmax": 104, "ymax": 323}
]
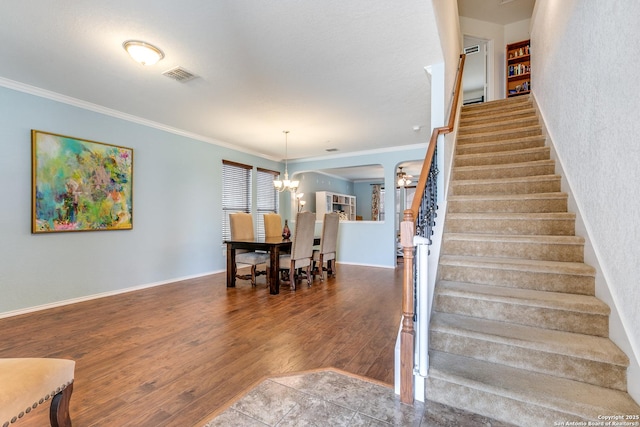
[
  {"xmin": 531, "ymin": 0, "xmax": 640, "ymax": 402},
  {"xmin": 459, "ymin": 16, "xmax": 504, "ymax": 101},
  {"xmin": 433, "ymin": 0, "xmax": 463, "ymax": 103},
  {"xmin": 460, "ymin": 17, "xmax": 531, "ymax": 102},
  {"xmin": 504, "ymin": 18, "xmax": 531, "ymax": 45}
]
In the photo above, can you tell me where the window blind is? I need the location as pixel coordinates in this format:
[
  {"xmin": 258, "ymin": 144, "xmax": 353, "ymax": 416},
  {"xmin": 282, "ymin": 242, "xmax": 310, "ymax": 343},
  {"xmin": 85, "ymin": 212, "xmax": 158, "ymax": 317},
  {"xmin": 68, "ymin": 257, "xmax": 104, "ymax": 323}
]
[
  {"xmin": 256, "ymin": 167, "xmax": 279, "ymax": 239},
  {"xmin": 222, "ymin": 160, "xmax": 252, "ymax": 241}
]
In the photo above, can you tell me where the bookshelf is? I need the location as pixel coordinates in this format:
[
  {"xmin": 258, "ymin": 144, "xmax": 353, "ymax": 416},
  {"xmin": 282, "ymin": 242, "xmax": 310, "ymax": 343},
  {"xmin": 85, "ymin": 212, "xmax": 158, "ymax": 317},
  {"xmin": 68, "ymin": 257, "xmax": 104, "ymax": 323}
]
[
  {"xmin": 506, "ymin": 39, "xmax": 531, "ymax": 97},
  {"xmin": 315, "ymin": 191, "xmax": 356, "ymax": 221}
]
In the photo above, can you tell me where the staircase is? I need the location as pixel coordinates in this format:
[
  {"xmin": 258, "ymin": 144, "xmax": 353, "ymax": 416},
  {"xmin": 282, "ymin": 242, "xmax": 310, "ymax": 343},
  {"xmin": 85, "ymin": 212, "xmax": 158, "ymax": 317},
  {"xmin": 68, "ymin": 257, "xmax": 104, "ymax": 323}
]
[{"xmin": 426, "ymin": 95, "xmax": 640, "ymax": 425}]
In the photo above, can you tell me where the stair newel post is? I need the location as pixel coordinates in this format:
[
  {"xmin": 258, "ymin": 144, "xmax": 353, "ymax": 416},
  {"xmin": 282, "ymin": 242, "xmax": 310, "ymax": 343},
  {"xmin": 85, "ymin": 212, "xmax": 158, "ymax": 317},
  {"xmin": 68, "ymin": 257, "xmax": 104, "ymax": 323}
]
[{"xmin": 400, "ymin": 209, "xmax": 416, "ymax": 404}]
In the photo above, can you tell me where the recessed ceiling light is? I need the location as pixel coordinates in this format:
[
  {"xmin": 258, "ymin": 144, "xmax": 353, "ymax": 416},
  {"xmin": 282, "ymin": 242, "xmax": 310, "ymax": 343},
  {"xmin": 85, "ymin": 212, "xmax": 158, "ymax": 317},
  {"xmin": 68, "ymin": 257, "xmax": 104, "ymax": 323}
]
[{"xmin": 123, "ymin": 40, "xmax": 165, "ymax": 66}]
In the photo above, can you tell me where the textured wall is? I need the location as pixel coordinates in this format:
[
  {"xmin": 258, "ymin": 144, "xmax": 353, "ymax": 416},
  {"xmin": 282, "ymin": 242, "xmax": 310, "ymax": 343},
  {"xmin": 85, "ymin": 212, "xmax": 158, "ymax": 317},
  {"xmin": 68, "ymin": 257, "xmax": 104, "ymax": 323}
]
[{"xmin": 531, "ymin": 0, "xmax": 640, "ymax": 401}]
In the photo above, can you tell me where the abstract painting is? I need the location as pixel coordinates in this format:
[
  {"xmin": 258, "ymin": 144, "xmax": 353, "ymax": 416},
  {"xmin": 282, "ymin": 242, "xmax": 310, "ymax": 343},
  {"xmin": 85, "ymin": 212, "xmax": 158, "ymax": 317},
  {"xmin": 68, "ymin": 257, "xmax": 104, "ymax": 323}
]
[{"xmin": 31, "ymin": 130, "xmax": 133, "ymax": 233}]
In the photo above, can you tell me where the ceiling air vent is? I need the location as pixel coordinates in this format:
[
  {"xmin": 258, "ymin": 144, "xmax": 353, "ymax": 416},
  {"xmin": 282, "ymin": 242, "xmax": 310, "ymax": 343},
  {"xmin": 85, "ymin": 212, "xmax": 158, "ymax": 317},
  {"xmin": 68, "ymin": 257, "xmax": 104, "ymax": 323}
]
[
  {"xmin": 464, "ymin": 45, "xmax": 480, "ymax": 55},
  {"xmin": 162, "ymin": 66, "xmax": 198, "ymax": 83}
]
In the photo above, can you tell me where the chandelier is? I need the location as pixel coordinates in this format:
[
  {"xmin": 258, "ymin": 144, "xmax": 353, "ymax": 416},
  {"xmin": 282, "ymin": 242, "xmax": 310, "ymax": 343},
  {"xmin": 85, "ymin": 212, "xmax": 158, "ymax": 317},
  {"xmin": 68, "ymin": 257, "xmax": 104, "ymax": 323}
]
[{"xmin": 273, "ymin": 131, "xmax": 299, "ymax": 192}]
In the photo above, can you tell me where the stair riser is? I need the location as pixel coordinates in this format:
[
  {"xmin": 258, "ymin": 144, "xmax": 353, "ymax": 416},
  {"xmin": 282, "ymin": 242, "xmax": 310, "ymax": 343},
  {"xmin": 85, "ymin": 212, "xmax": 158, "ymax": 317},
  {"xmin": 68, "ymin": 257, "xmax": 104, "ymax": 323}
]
[
  {"xmin": 430, "ymin": 332, "xmax": 627, "ymax": 390},
  {"xmin": 453, "ymin": 162, "xmax": 556, "ymax": 180},
  {"xmin": 434, "ymin": 294, "xmax": 609, "ymax": 337},
  {"xmin": 456, "ymin": 137, "xmax": 545, "ymax": 156},
  {"xmin": 458, "ymin": 127, "xmax": 542, "ymax": 144},
  {"xmin": 426, "ymin": 376, "xmax": 573, "ymax": 426},
  {"xmin": 458, "ymin": 117, "xmax": 540, "ymax": 136},
  {"xmin": 438, "ymin": 264, "xmax": 595, "ymax": 295},
  {"xmin": 448, "ymin": 197, "xmax": 567, "ymax": 214},
  {"xmin": 444, "ymin": 217, "xmax": 575, "ymax": 236},
  {"xmin": 456, "ymin": 148, "xmax": 550, "ymax": 167},
  {"xmin": 442, "ymin": 239, "xmax": 584, "ymax": 262},
  {"xmin": 451, "ymin": 178, "xmax": 561, "ymax": 196}
]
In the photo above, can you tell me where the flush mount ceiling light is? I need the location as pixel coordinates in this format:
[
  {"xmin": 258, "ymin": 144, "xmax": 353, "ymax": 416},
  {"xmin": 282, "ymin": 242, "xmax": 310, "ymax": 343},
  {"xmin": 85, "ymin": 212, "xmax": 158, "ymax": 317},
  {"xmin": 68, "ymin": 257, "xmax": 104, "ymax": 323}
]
[{"xmin": 123, "ymin": 40, "xmax": 164, "ymax": 66}]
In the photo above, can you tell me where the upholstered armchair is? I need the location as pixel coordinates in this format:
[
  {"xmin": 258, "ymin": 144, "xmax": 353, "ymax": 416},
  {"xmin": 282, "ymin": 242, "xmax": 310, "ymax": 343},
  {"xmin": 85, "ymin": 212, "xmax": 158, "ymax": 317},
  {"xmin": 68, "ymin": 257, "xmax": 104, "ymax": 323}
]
[
  {"xmin": 1, "ymin": 358, "xmax": 75, "ymax": 427},
  {"xmin": 269, "ymin": 211, "xmax": 316, "ymax": 290},
  {"xmin": 312, "ymin": 212, "xmax": 339, "ymax": 281},
  {"xmin": 230, "ymin": 212, "xmax": 269, "ymax": 286}
]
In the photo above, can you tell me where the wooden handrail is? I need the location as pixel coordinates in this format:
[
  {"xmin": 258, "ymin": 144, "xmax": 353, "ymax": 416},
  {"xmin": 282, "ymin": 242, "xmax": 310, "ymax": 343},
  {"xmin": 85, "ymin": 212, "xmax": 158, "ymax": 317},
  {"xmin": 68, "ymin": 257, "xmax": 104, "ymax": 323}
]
[
  {"xmin": 409, "ymin": 54, "xmax": 466, "ymax": 219},
  {"xmin": 399, "ymin": 53, "xmax": 466, "ymax": 405}
]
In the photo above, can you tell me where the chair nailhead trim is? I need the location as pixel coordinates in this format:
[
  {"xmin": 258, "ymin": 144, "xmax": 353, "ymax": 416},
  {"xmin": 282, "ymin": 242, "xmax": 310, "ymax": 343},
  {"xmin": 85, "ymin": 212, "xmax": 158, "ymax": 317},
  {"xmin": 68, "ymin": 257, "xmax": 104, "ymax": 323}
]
[{"xmin": 4, "ymin": 381, "xmax": 73, "ymax": 426}]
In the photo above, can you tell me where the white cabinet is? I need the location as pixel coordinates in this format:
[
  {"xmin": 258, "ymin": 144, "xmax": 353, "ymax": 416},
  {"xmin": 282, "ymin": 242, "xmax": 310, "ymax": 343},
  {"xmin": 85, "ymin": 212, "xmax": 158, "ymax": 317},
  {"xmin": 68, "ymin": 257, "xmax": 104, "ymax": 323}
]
[{"xmin": 316, "ymin": 191, "xmax": 356, "ymax": 221}]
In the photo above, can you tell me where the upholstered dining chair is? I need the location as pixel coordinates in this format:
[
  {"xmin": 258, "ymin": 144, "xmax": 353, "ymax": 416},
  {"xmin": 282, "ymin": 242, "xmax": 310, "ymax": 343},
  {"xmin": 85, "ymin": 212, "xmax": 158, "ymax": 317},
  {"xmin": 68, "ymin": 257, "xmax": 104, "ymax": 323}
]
[
  {"xmin": 229, "ymin": 212, "xmax": 269, "ymax": 286},
  {"xmin": 263, "ymin": 213, "xmax": 282, "ymax": 239},
  {"xmin": 268, "ymin": 211, "xmax": 316, "ymax": 290},
  {"xmin": 1, "ymin": 358, "xmax": 75, "ymax": 427},
  {"xmin": 312, "ymin": 212, "xmax": 340, "ymax": 281}
]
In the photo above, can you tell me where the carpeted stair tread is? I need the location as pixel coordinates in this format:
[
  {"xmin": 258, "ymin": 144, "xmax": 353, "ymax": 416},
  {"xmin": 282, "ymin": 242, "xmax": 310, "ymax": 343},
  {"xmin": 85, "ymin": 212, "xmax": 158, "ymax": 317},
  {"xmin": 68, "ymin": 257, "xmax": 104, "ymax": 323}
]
[
  {"xmin": 451, "ymin": 174, "xmax": 561, "ymax": 196},
  {"xmin": 443, "ymin": 233, "xmax": 583, "ymax": 245},
  {"xmin": 456, "ymin": 134, "xmax": 545, "ymax": 155},
  {"xmin": 440, "ymin": 254, "xmax": 595, "ymax": 277},
  {"xmin": 430, "ymin": 313, "xmax": 628, "ymax": 389},
  {"xmin": 439, "ymin": 255, "xmax": 595, "ymax": 295},
  {"xmin": 444, "ymin": 212, "xmax": 576, "ymax": 235},
  {"xmin": 456, "ymin": 124, "xmax": 542, "ymax": 143},
  {"xmin": 455, "ymin": 146, "xmax": 550, "ymax": 167},
  {"xmin": 458, "ymin": 116, "xmax": 540, "ymax": 136},
  {"xmin": 427, "ymin": 351, "xmax": 640, "ymax": 423},
  {"xmin": 431, "ymin": 312, "xmax": 628, "ymax": 366},
  {"xmin": 448, "ymin": 192, "xmax": 568, "ymax": 213},
  {"xmin": 436, "ymin": 280, "xmax": 609, "ymax": 315},
  {"xmin": 461, "ymin": 96, "xmax": 531, "ymax": 114},
  {"xmin": 435, "ymin": 280, "xmax": 609, "ymax": 336},
  {"xmin": 452, "ymin": 159, "xmax": 556, "ymax": 180},
  {"xmin": 460, "ymin": 108, "xmax": 536, "ymax": 127},
  {"xmin": 442, "ymin": 233, "xmax": 584, "ymax": 262},
  {"xmin": 460, "ymin": 105, "xmax": 535, "ymax": 120}
]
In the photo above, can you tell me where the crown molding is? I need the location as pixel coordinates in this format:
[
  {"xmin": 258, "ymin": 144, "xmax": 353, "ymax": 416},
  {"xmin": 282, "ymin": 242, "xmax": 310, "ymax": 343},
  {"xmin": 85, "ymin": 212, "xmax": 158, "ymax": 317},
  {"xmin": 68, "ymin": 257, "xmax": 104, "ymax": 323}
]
[{"xmin": 0, "ymin": 76, "xmax": 282, "ymax": 162}]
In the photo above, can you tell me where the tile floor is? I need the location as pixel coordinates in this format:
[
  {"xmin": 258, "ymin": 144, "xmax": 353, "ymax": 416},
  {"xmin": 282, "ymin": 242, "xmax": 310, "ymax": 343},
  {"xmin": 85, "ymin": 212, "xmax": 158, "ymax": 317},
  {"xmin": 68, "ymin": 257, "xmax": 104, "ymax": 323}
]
[{"xmin": 201, "ymin": 369, "xmax": 514, "ymax": 426}]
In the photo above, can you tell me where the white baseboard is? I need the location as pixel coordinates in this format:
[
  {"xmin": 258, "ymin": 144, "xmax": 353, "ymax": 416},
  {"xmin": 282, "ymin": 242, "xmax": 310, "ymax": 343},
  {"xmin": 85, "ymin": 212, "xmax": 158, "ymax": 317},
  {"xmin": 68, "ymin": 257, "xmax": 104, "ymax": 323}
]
[{"xmin": 0, "ymin": 270, "xmax": 223, "ymax": 319}]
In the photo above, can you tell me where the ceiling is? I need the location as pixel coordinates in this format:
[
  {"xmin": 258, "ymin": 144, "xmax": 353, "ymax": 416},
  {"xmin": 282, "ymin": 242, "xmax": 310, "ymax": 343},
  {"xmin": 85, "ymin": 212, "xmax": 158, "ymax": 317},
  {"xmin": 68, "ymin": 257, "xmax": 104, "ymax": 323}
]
[
  {"xmin": 0, "ymin": 1, "xmax": 534, "ymax": 175},
  {"xmin": 0, "ymin": 0, "xmax": 443, "ymax": 161},
  {"xmin": 458, "ymin": 0, "xmax": 535, "ymax": 25}
]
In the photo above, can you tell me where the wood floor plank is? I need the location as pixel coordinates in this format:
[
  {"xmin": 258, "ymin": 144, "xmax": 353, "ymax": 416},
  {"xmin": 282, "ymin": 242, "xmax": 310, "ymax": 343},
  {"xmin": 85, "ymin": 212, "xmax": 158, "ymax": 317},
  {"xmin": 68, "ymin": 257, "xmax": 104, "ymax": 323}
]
[{"xmin": 0, "ymin": 264, "xmax": 402, "ymax": 427}]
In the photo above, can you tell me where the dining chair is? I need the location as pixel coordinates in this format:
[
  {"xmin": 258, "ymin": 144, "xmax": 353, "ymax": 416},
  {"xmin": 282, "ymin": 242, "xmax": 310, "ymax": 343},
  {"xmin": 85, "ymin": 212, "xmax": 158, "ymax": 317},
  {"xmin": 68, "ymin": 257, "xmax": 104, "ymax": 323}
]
[
  {"xmin": 263, "ymin": 213, "xmax": 282, "ymax": 239},
  {"xmin": 312, "ymin": 212, "xmax": 339, "ymax": 281},
  {"xmin": 230, "ymin": 212, "xmax": 269, "ymax": 286},
  {"xmin": 269, "ymin": 211, "xmax": 316, "ymax": 290}
]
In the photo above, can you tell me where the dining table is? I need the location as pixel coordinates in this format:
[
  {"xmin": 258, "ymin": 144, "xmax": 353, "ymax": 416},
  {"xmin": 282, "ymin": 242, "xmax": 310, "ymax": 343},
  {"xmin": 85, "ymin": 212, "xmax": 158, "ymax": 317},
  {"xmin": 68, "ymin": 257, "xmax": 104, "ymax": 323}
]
[
  {"xmin": 224, "ymin": 236, "xmax": 321, "ymax": 295},
  {"xmin": 225, "ymin": 237, "xmax": 292, "ymax": 294}
]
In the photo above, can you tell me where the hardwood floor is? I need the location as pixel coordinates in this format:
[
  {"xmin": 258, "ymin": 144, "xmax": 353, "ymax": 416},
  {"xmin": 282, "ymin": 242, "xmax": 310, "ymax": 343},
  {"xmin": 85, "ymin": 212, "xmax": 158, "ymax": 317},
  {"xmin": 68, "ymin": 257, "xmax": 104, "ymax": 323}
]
[{"xmin": 0, "ymin": 264, "xmax": 402, "ymax": 427}]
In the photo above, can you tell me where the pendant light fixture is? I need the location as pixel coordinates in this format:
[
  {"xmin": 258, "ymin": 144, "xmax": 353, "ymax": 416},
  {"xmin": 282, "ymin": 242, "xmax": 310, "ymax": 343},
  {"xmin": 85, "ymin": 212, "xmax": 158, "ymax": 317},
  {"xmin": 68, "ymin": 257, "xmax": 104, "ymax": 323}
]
[{"xmin": 273, "ymin": 131, "xmax": 299, "ymax": 193}]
